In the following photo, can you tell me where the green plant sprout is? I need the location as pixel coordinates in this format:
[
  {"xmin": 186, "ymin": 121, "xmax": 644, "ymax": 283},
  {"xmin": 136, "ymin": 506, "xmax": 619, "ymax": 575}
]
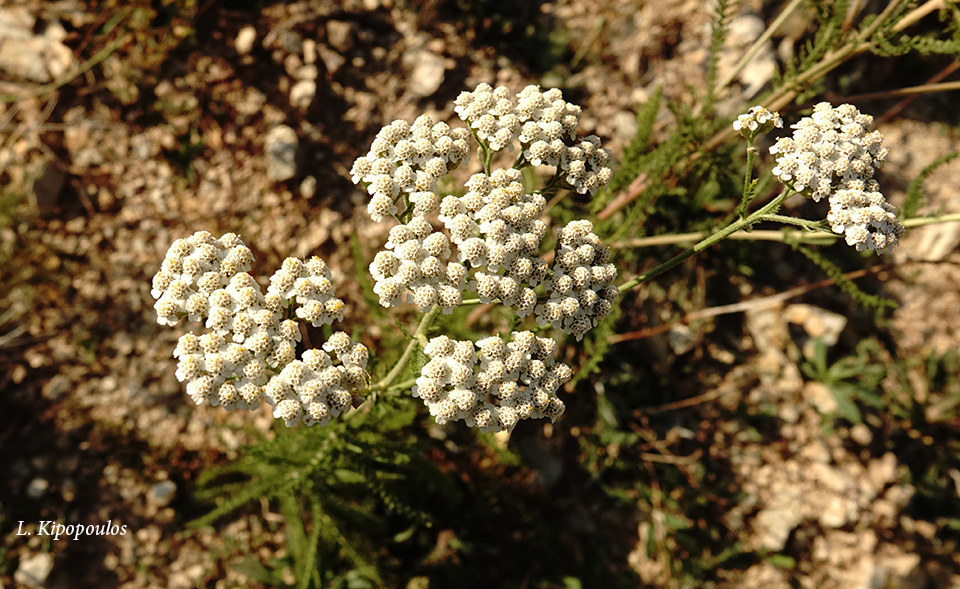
[{"xmin": 801, "ymin": 338, "xmax": 887, "ymax": 424}]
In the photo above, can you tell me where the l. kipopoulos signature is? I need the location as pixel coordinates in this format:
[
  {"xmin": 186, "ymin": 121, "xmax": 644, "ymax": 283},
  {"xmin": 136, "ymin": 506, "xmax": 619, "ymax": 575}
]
[{"xmin": 16, "ymin": 520, "xmax": 128, "ymax": 541}]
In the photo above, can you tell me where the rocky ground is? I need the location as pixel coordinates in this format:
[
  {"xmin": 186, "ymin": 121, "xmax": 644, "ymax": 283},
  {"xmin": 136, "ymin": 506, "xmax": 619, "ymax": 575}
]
[{"xmin": 2, "ymin": 0, "xmax": 960, "ymax": 587}]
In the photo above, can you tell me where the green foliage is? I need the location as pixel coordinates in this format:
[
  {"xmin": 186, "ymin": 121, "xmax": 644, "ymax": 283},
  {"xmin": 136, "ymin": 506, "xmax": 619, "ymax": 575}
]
[
  {"xmin": 609, "ymin": 85, "xmax": 663, "ymax": 193},
  {"xmin": 705, "ymin": 0, "xmax": 734, "ymax": 105},
  {"xmin": 903, "ymin": 150, "xmax": 959, "ymax": 218},
  {"xmin": 792, "ymin": 244, "xmax": 897, "ymax": 316},
  {"xmin": 872, "ymin": 2, "xmax": 960, "ymax": 57},
  {"xmin": 801, "ymin": 338, "xmax": 886, "ymax": 424},
  {"xmin": 191, "ymin": 415, "xmax": 439, "ymax": 588},
  {"xmin": 775, "ymin": 0, "xmax": 848, "ymax": 97}
]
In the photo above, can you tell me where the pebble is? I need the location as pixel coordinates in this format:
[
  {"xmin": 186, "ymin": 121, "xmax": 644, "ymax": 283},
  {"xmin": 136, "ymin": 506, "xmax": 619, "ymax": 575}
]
[
  {"xmin": 407, "ymin": 49, "xmax": 446, "ymax": 98},
  {"xmin": 264, "ymin": 125, "xmax": 298, "ymax": 182},
  {"xmin": 0, "ymin": 8, "xmax": 76, "ymax": 83},
  {"xmin": 850, "ymin": 423, "xmax": 873, "ymax": 446},
  {"xmin": 326, "ymin": 20, "xmax": 354, "ymax": 52},
  {"xmin": 302, "ymin": 39, "xmax": 317, "ymax": 64},
  {"xmin": 805, "ymin": 381, "xmax": 839, "ymax": 414},
  {"xmin": 300, "ymin": 176, "xmax": 317, "ymax": 199},
  {"xmin": 14, "ymin": 552, "xmax": 53, "ymax": 588},
  {"xmin": 720, "ymin": 13, "xmax": 776, "ymax": 98},
  {"xmin": 26, "ymin": 477, "xmax": 49, "ymax": 499},
  {"xmin": 318, "ymin": 45, "xmax": 345, "ymax": 75},
  {"xmin": 783, "ymin": 303, "xmax": 847, "ymax": 360},
  {"xmin": 611, "ymin": 110, "xmax": 639, "ymax": 144},
  {"xmin": 150, "ymin": 480, "xmax": 177, "ymax": 507},
  {"xmin": 296, "ymin": 64, "xmax": 318, "ymax": 81},
  {"xmin": 235, "ymin": 25, "xmax": 256, "ymax": 55},
  {"xmin": 289, "ymin": 79, "xmax": 316, "ymax": 109}
]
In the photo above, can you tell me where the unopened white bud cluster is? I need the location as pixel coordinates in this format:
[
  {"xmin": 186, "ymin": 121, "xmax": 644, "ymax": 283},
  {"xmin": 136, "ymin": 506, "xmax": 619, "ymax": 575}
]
[
  {"xmin": 354, "ymin": 85, "xmax": 617, "ymax": 324},
  {"xmin": 768, "ymin": 102, "xmax": 904, "ymax": 254},
  {"xmin": 732, "ymin": 105, "xmax": 783, "ymax": 138},
  {"xmin": 537, "ymin": 220, "xmax": 618, "ymax": 340},
  {"xmin": 350, "ymin": 114, "xmax": 471, "ymax": 222},
  {"xmin": 268, "ymin": 256, "xmax": 346, "ymax": 326},
  {"xmin": 153, "ymin": 232, "xmax": 368, "ymax": 427},
  {"xmin": 267, "ymin": 333, "xmax": 368, "ymax": 427},
  {"xmin": 413, "ymin": 332, "xmax": 570, "ymax": 433},
  {"xmin": 454, "ymin": 83, "xmax": 612, "ymax": 195}
]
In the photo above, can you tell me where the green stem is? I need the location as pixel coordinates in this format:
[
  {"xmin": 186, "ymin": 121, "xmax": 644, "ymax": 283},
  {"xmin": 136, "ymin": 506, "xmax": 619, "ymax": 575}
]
[
  {"xmin": 737, "ymin": 142, "xmax": 758, "ymax": 219},
  {"xmin": 385, "ymin": 377, "xmax": 417, "ymax": 393},
  {"xmin": 755, "ymin": 214, "xmax": 824, "ymax": 231},
  {"xmin": 617, "ymin": 190, "xmax": 793, "ymax": 293},
  {"xmin": 370, "ymin": 304, "xmax": 441, "ymax": 391},
  {"xmin": 611, "ymin": 213, "xmax": 960, "ymax": 250},
  {"xmin": 904, "ymin": 213, "xmax": 960, "ymax": 227},
  {"xmin": 610, "ymin": 228, "xmax": 837, "ymax": 249}
]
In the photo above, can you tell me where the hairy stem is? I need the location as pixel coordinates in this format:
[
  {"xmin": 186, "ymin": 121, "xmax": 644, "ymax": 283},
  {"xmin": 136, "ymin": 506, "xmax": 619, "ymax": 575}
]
[
  {"xmin": 617, "ymin": 190, "xmax": 793, "ymax": 293},
  {"xmin": 370, "ymin": 304, "xmax": 441, "ymax": 392}
]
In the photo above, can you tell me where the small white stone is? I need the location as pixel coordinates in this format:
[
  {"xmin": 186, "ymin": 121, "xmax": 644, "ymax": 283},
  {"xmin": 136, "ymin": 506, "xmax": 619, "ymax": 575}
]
[
  {"xmin": 408, "ymin": 49, "xmax": 446, "ymax": 98},
  {"xmin": 302, "ymin": 39, "xmax": 317, "ymax": 64},
  {"xmin": 14, "ymin": 552, "xmax": 54, "ymax": 588},
  {"xmin": 264, "ymin": 125, "xmax": 299, "ymax": 182},
  {"xmin": 289, "ymin": 79, "xmax": 316, "ymax": 109},
  {"xmin": 150, "ymin": 480, "xmax": 177, "ymax": 506},
  {"xmin": 296, "ymin": 64, "xmax": 318, "ymax": 81},
  {"xmin": 235, "ymin": 26, "xmax": 256, "ymax": 55},
  {"xmin": 300, "ymin": 176, "xmax": 317, "ymax": 198},
  {"xmin": 26, "ymin": 477, "xmax": 49, "ymax": 499}
]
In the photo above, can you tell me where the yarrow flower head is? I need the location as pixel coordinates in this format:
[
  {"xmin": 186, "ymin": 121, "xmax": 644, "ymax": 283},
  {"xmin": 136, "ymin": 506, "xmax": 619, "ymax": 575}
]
[
  {"xmin": 351, "ymin": 83, "xmax": 616, "ymax": 321},
  {"xmin": 350, "ymin": 114, "xmax": 472, "ymax": 222},
  {"xmin": 733, "ymin": 105, "xmax": 782, "ymax": 139},
  {"xmin": 537, "ymin": 220, "xmax": 618, "ymax": 340},
  {"xmin": 153, "ymin": 232, "xmax": 368, "ymax": 427},
  {"xmin": 768, "ymin": 102, "xmax": 904, "ymax": 254},
  {"xmin": 769, "ymin": 102, "xmax": 888, "ymax": 202},
  {"xmin": 413, "ymin": 331, "xmax": 570, "ymax": 433},
  {"xmin": 452, "ymin": 83, "xmax": 612, "ymax": 195},
  {"xmin": 826, "ymin": 180, "xmax": 904, "ymax": 254},
  {"xmin": 345, "ymin": 83, "xmax": 620, "ymax": 431}
]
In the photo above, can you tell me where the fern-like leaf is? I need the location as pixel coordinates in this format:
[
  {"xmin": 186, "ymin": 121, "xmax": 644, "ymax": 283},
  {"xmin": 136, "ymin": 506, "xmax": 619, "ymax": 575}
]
[
  {"xmin": 793, "ymin": 244, "xmax": 897, "ymax": 315},
  {"xmin": 903, "ymin": 150, "xmax": 959, "ymax": 218}
]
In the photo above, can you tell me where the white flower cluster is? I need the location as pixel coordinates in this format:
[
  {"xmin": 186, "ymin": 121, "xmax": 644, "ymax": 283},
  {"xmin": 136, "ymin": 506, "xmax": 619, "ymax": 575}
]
[
  {"xmin": 453, "ymin": 83, "xmax": 612, "ymax": 195},
  {"xmin": 770, "ymin": 102, "xmax": 887, "ymax": 203},
  {"xmin": 266, "ymin": 333, "xmax": 368, "ymax": 427},
  {"xmin": 350, "ymin": 114, "xmax": 471, "ymax": 222},
  {"xmin": 152, "ymin": 231, "xmax": 255, "ymax": 326},
  {"xmin": 369, "ymin": 216, "xmax": 466, "ymax": 313},
  {"xmin": 537, "ymin": 220, "xmax": 619, "ymax": 341},
  {"xmin": 413, "ymin": 332, "xmax": 571, "ymax": 433},
  {"xmin": 267, "ymin": 256, "xmax": 345, "ymax": 326},
  {"xmin": 348, "ymin": 84, "xmax": 621, "ymax": 431},
  {"xmin": 826, "ymin": 180, "xmax": 904, "ymax": 254},
  {"xmin": 443, "ymin": 168, "xmax": 548, "ymax": 316},
  {"xmin": 153, "ymin": 231, "xmax": 368, "ymax": 427},
  {"xmin": 732, "ymin": 105, "xmax": 783, "ymax": 138},
  {"xmin": 768, "ymin": 102, "xmax": 904, "ymax": 254}
]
